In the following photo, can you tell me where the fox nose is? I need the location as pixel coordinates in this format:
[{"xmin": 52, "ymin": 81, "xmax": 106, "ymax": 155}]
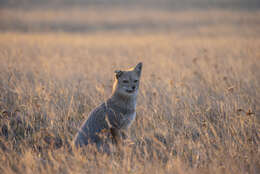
[{"xmin": 132, "ymin": 86, "xmax": 136, "ymax": 90}]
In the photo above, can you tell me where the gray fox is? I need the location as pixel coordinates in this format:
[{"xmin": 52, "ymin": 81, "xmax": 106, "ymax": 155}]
[{"xmin": 74, "ymin": 62, "xmax": 142, "ymax": 152}]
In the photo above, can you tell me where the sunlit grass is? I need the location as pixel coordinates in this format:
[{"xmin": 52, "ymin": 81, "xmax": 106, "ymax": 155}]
[{"xmin": 0, "ymin": 8, "xmax": 260, "ymax": 174}]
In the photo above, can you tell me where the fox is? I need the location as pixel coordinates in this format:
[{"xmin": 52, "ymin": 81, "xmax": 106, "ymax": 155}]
[{"xmin": 74, "ymin": 62, "xmax": 142, "ymax": 153}]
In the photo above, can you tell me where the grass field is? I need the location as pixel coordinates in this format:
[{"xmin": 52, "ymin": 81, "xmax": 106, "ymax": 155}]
[{"xmin": 0, "ymin": 4, "xmax": 260, "ymax": 174}]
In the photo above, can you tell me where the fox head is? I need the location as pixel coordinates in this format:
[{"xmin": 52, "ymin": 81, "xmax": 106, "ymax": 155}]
[{"xmin": 112, "ymin": 62, "xmax": 142, "ymax": 97}]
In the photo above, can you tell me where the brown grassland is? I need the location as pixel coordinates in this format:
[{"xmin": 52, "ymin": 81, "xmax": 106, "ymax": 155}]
[{"xmin": 0, "ymin": 5, "xmax": 260, "ymax": 174}]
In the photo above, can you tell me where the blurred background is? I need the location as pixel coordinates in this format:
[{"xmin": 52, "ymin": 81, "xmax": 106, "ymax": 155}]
[{"xmin": 1, "ymin": 0, "xmax": 260, "ymax": 34}]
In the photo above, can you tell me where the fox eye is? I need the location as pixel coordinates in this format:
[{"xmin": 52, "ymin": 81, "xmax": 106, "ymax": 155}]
[
  {"xmin": 134, "ymin": 80, "xmax": 138, "ymax": 83},
  {"xmin": 122, "ymin": 80, "xmax": 129, "ymax": 83}
]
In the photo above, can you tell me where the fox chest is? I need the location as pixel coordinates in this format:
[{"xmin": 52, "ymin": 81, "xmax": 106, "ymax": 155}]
[
  {"xmin": 107, "ymin": 109, "xmax": 136, "ymax": 129},
  {"xmin": 125, "ymin": 112, "xmax": 136, "ymax": 127}
]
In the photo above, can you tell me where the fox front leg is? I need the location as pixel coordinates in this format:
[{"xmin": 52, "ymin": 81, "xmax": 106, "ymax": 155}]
[
  {"xmin": 120, "ymin": 130, "xmax": 128, "ymax": 140},
  {"xmin": 110, "ymin": 128, "xmax": 121, "ymax": 145}
]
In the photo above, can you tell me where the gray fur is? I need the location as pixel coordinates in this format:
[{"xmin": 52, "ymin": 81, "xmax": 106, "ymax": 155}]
[{"xmin": 74, "ymin": 62, "xmax": 142, "ymax": 152}]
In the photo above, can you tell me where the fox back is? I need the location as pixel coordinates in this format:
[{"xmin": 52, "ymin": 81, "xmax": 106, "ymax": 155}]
[{"xmin": 74, "ymin": 62, "xmax": 142, "ymax": 152}]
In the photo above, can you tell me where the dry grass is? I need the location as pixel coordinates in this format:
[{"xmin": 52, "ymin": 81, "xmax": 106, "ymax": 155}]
[{"xmin": 0, "ymin": 6, "xmax": 260, "ymax": 174}]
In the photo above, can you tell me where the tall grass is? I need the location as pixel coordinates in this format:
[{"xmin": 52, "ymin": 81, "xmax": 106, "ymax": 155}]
[{"xmin": 0, "ymin": 8, "xmax": 260, "ymax": 174}]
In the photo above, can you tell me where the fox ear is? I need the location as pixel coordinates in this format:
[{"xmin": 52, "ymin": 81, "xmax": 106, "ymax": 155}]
[
  {"xmin": 114, "ymin": 70, "xmax": 123, "ymax": 79},
  {"xmin": 134, "ymin": 62, "xmax": 142, "ymax": 76}
]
